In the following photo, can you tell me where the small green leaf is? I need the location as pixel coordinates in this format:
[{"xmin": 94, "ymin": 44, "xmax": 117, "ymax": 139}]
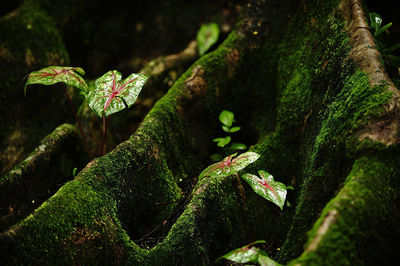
[
  {"xmin": 199, "ymin": 152, "xmax": 260, "ymax": 179},
  {"xmin": 213, "ymin": 136, "xmax": 231, "ymax": 147},
  {"xmin": 197, "ymin": 22, "xmax": 220, "ymax": 56},
  {"xmin": 376, "ymin": 22, "xmax": 392, "ymax": 36},
  {"xmin": 72, "ymin": 167, "xmax": 78, "ymax": 177},
  {"xmin": 223, "ymin": 125, "xmax": 241, "ymax": 133},
  {"xmin": 369, "ymin": 12, "xmax": 382, "ymax": 33},
  {"xmin": 242, "ymin": 170, "xmax": 287, "ymax": 210},
  {"xmin": 88, "ymin": 70, "xmax": 148, "ymax": 117},
  {"xmin": 216, "ymin": 240, "xmax": 266, "ymax": 264},
  {"xmin": 219, "ymin": 110, "xmax": 235, "ymax": 127},
  {"xmin": 230, "ymin": 142, "xmax": 247, "ymax": 150},
  {"xmin": 24, "ymin": 66, "xmax": 88, "ymax": 96},
  {"xmin": 222, "ymin": 125, "xmax": 231, "ymax": 132}
]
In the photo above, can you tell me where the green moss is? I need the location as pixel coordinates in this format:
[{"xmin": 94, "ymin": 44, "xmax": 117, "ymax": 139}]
[
  {"xmin": 240, "ymin": 0, "xmax": 396, "ymax": 262},
  {"xmin": 0, "ymin": 124, "xmax": 86, "ymax": 232},
  {"xmin": 0, "ymin": 0, "xmax": 72, "ymax": 175},
  {"xmin": 290, "ymin": 154, "xmax": 400, "ymax": 265}
]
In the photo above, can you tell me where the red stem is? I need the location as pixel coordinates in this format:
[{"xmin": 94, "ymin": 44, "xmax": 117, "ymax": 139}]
[{"xmin": 63, "ymin": 86, "xmax": 92, "ymax": 159}]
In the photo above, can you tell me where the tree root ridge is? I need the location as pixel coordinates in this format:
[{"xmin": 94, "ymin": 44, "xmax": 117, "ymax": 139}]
[{"xmin": 1, "ymin": 0, "xmax": 400, "ymax": 265}]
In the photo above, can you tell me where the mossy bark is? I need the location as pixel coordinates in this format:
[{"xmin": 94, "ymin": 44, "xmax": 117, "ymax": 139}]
[
  {"xmin": 1, "ymin": 0, "xmax": 400, "ymax": 265},
  {"xmin": 0, "ymin": 0, "xmax": 73, "ymax": 176}
]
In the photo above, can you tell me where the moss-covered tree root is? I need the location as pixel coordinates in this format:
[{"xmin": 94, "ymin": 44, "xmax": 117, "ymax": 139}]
[
  {"xmin": 1, "ymin": 0, "xmax": 400, "ymax": 265},
  {"xmin": 0, "ymin": 123, "xmax": 86, "ymax": 232},
  {"xmin": 0, "ymin": 1, "xmax": 73, "ymax": 176}
]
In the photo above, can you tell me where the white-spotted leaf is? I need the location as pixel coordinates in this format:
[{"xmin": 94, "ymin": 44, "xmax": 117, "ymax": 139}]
[
  {"xmin": 199, "ymin": 152, "xmax": 260, "ymax": 179},
  {"xmin": 216, "ymin": 240, "xmax": 271, "ymax": 264},
  {"xmin": 24, "ymin": 66, "xmax": 88, "ymax": 96},
  {"xmin": 242, "ymin": 170, "xmax": 287, "ymax": 210},
  {"xmin": 257, "ymin": 251, "xmax": 282, "ymax": 266},
  {"xmin": 197, "ymin": 22, "xmax": 220, "ymax": 56},
  {"xmin": 88, "ymin": 70, "xmax": 148, "ymax": 117}
]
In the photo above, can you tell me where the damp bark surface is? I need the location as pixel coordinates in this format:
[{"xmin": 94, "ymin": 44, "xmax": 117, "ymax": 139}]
[{"xmin": 1, "ymin": 0, "xmax": 400, "ymax": 265}]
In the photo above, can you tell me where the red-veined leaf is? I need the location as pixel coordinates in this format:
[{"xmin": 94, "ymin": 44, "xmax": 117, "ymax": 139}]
[
  {"xmin": 24, "ymin": 66, "xmax": 88, "ymax": 96},
  {"xmin": 241, "ymin": 170, "xmax": 287, "ymax": 210},
  {"xmin": 229, "ymin": 152, "xmax": 260, "ymax": 173},
  {"xmin": 199, "ymin": 153, "xmax": 237, "ymax": 179},
  {"xmin": 216, "ymin": 240, "xmax": 266, "ymax": 264},
  {"xmin": 199, "ymin": 152, "xmax": 260, "ymax": 179},
  {"xmin": 88, "ymin": 70, "xmax": 148, "ymax": 117}
]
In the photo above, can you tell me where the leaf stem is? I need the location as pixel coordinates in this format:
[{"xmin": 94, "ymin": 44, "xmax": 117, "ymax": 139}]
[{"xmin": 63, "ymin": 85, "xmax": 92, "ymax": 159}]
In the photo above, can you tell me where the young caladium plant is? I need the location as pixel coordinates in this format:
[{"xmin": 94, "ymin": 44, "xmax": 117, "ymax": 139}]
[
  {"xmin": 210, "ymin": 110, "xmax": 246, "ymax": 162},
  {"xmin": 242, "ymin": 170, "xmax": 287, "ymax": 210},
  {"xmin": 216, "ymin": 240, "xmax": 281, "ymax": 266},
  {"xmin": 88, "ymin": 70, "xmax": 148, "ymax": 118},
  {"xmin": 213, "ymin": 136, "xmax": 231, "ymax": 147},
  {"xmin": 197, "ymin": 22, "xmax": 220, "ymax": 56},
  {"xmin": 199, "ymin": 152, "xmax": 260, "ymax": 179},
  {"xmin": 219, "ymin": 110, "xmax": 241, "ymax": 133},
  {"xmin": 369, "ymin": 12, "xmax": 392, "ymax": 37},
  {"xmin": 24, "ymin": 66, "xmax": 92, "ymax": 157},
  {"xmin": 24, "ymin": 66, "xmax": 88, "ymax": 96}
]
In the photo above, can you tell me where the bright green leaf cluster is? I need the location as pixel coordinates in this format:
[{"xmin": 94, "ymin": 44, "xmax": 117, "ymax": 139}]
[
  {"xmin": 369, "ymin": 12, "xmax": 392, "ymax": 37},
  {"xmin": 367, "ymin": 12, "xmax": 400, "ymax": 78},
  {"xmin": 197, "ymin": 22, "xmax": 220, "ymax": 56},
  {"xmin": 212, "ymin": 110, "xmax": 247, "ymax": 152}
]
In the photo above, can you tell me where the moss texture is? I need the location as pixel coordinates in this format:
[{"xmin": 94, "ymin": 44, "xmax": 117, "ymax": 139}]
[
  {"xmin": 0, "ymin": 123, "xmax": 86, "ymax": 232},
  {"xmin": 0, "ymin": 0, "xmax": 72, "ymax": 175},
  {"xmin": 289, "ymin": 153, "xmax": 400, "ymax": 266},
  {"xmin": 1, "ymin": 0, "xmax": 400, "ymax": 264}
]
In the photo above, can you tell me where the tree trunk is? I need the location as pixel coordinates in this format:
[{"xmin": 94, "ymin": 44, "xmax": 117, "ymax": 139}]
[{"xmin": 1, "ymin": 0, "xmax": 399, "ymax": 265}]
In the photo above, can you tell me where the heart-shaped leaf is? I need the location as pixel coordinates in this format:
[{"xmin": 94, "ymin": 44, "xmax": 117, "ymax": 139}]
[
  {"xmin": 197, "ymin": 22, "xmax": 220, "ymax": 56},
  {"xmin": 216, "ymin": 240, "xmax": 267, "ymax": 264},
  {"xmin": 219, "ymin": 110, "xmax": 235, "ymax": 127},
  {"xmin": 199, "ymin": 152, "xmax": 260, "ymax": 179},
  {"xmin": 88, "ymin": 70, "xmax": 148, "ymax": 117},
  {"xmin": 24, "ymin": 66, "xmax": 88, "ymax": 96},
  {"xmin": 242, "ymin": 170, "xmax": 287, "ymax": 210}
]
